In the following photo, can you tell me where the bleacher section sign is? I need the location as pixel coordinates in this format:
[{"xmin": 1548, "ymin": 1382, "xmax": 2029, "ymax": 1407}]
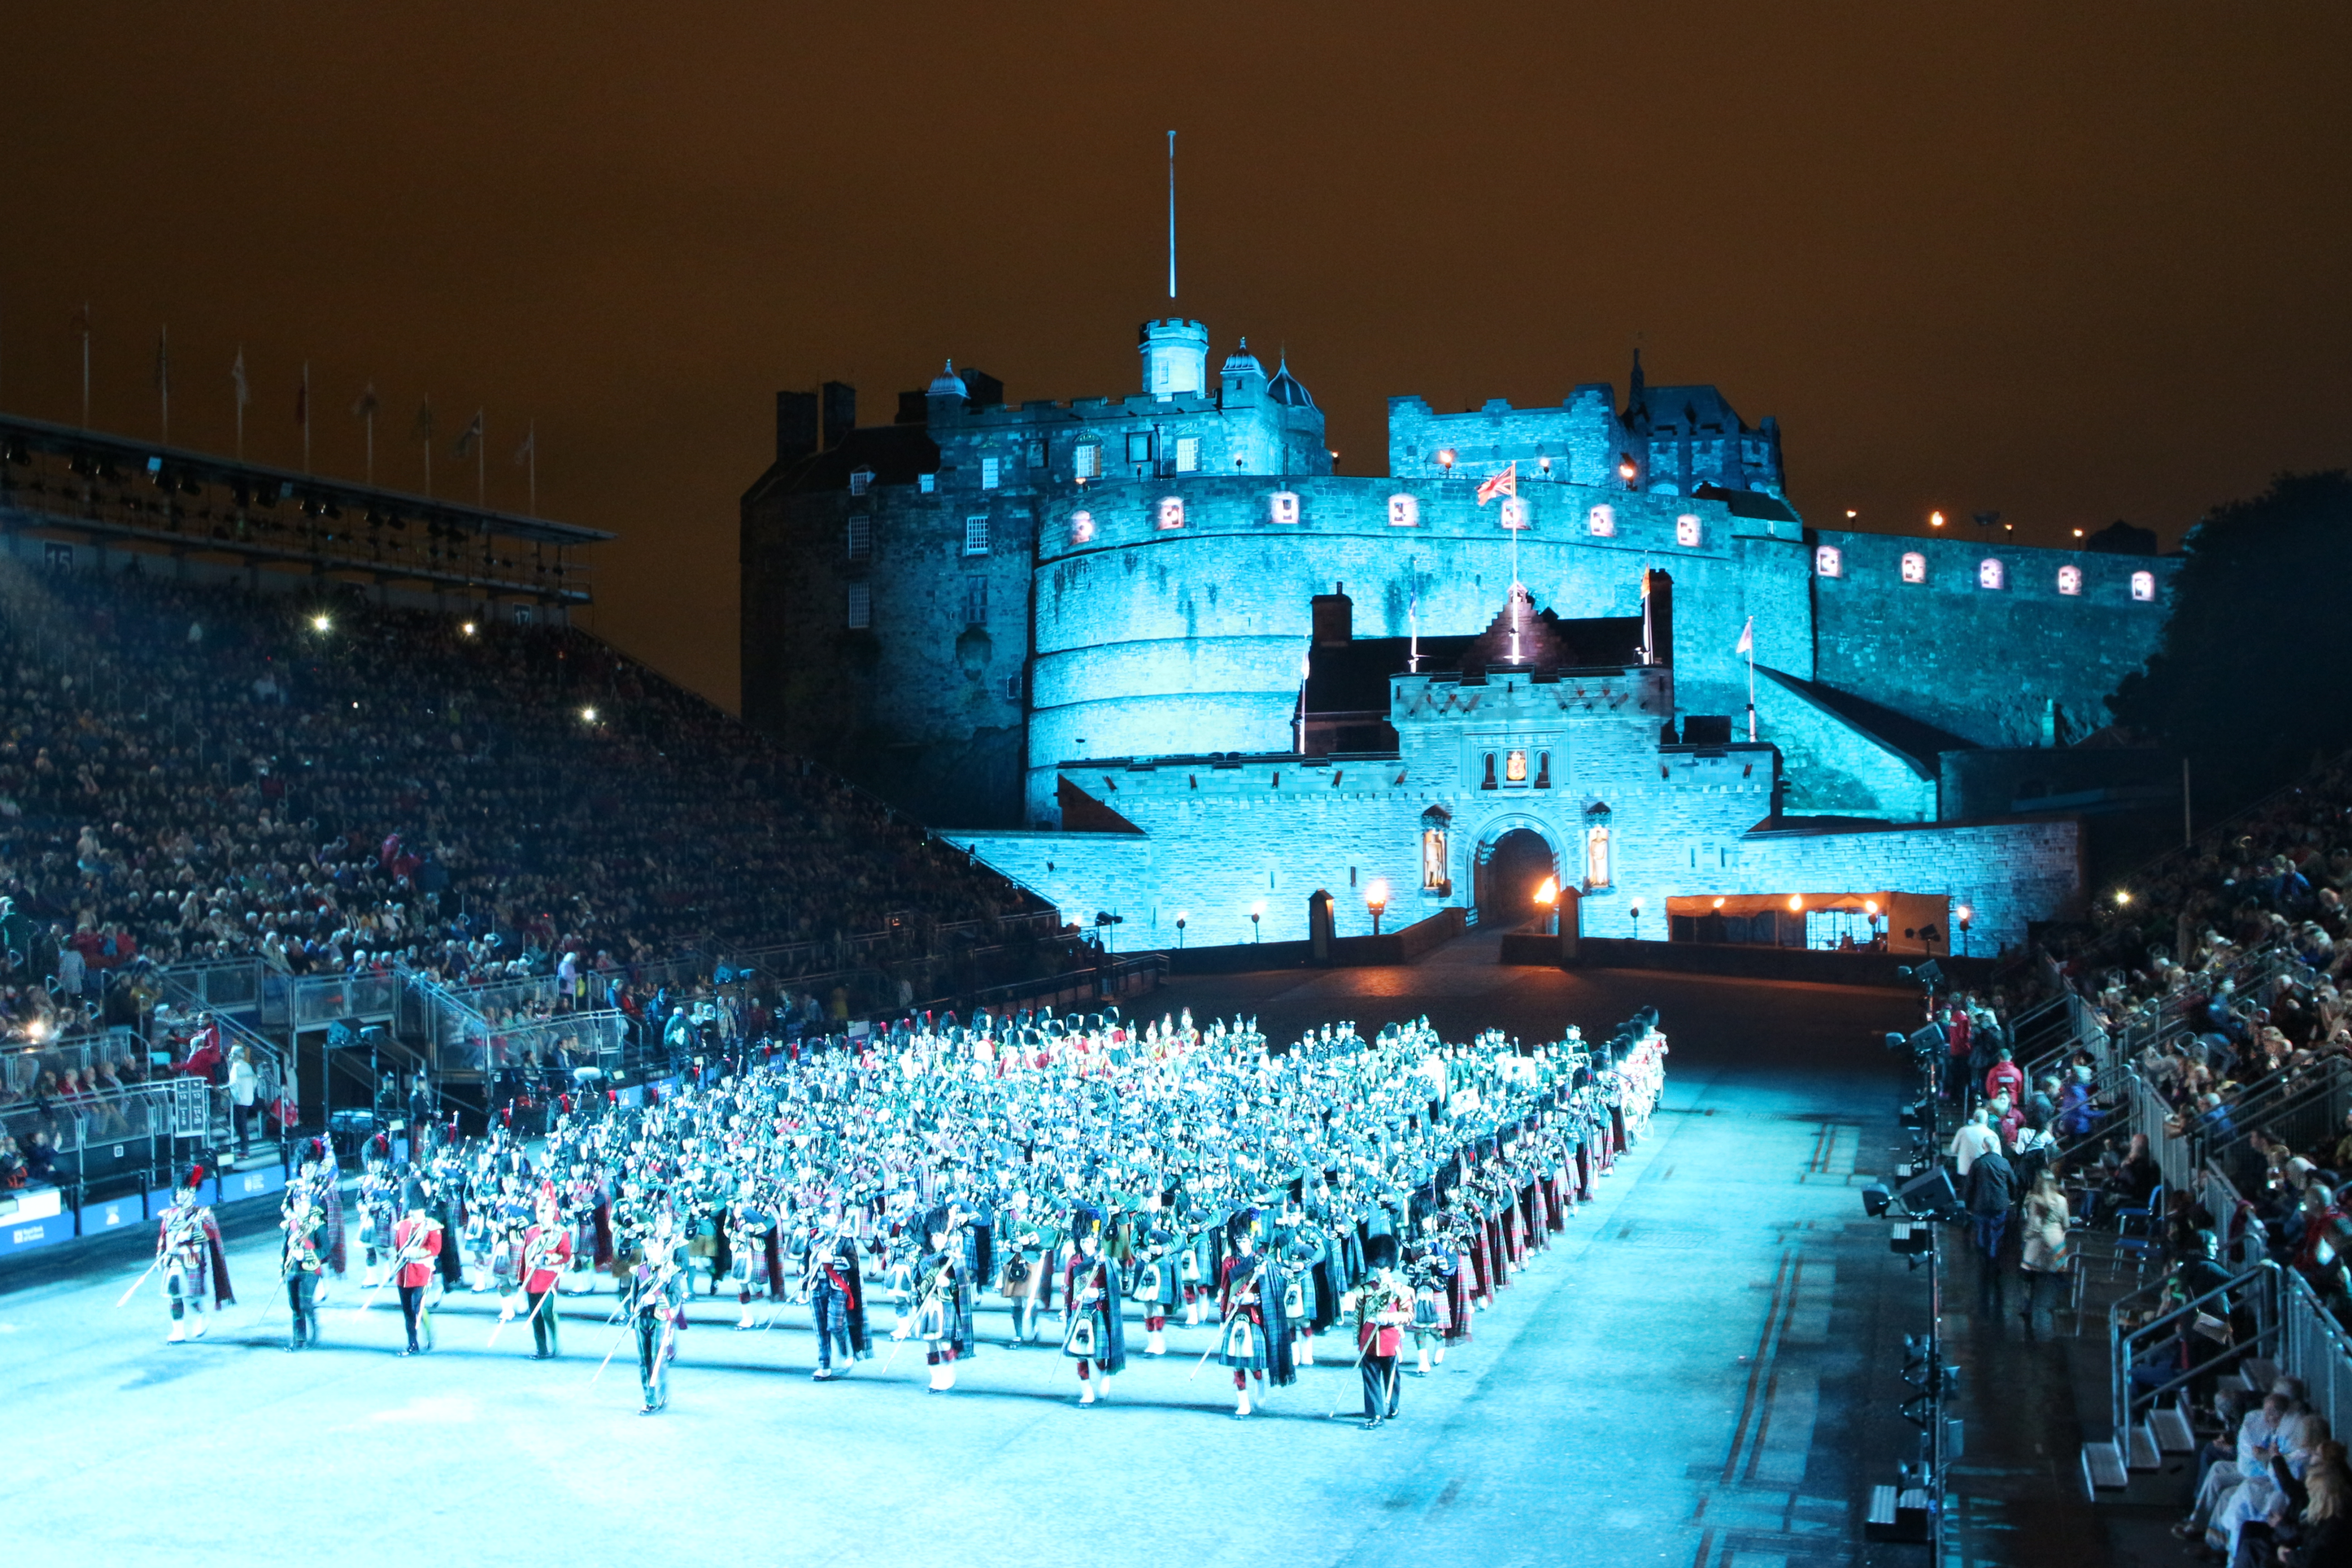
[{"xmin": 171, "ymin": 1077, "xmax": 209, "ymax": 1138}]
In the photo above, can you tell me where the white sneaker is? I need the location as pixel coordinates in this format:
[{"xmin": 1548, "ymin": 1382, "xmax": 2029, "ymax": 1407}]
[
  {"xmin": 190, "ymin": 1316, "xmax": 207, "ymax": 1339},
  {"xmin": 168, "ymin": 1324, "xmax": 186, "ymax": 1343}
]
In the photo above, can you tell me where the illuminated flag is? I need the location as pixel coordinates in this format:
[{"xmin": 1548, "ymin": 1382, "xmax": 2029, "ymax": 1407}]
[
  {"xmin": 452, "ymin": 409, "xmax": 483, "ymax": 458},
  {"xmin": 1475, "ymin": 461, "xmax": 1517, "ymax": 506},
  {"xmin": 1735, "ymin": 617, "xmax": 1754, "ymax": 657},
  {"xmin": 511, "ymin": 424, "xmax": 534, "ymax": 466}
]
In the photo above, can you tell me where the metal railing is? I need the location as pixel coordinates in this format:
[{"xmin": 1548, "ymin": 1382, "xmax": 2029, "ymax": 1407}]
[
  {"xmin": 2112, "ymin": 1259, "xmax": 2280, "ymax": 1437},
  {"xmin": 2283, "ymin": 1269, "xmax": 2352, "ymax": 1444},
  {"xmin": 284, "ymin": 970, "xmax": 400, "ymax": 1030},
  {"xmin": 0, "ymin": 1024, "xmax": 147, "ymax": 1100},
  {"xmin": 157, "ymin": 957, "xmax": 267, "ymax": 1019},
  {"xmin": 2205, "ymin": 1058, "xmax": 2352, "ymax": 1196}
]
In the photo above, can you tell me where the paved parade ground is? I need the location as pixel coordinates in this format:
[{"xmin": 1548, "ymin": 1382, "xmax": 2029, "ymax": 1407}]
[{"xmin": 7, "ymin": 936, "xmax": 1933, "ymax": 1568}]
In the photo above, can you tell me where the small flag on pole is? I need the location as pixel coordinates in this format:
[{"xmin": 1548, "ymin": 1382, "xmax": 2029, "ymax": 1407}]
[
  {"xmin": 230, "ymin": 348, "xmax": 249, "ymax": 410},
  {"xmin": 154, "ymin": 328, "xmax": 169, "ymax": 398},
  {"xmin": 510, "ymin": 425, "xmax": 534, "ymax": 466},
  {"xmin": 1735, "ymin": 617, "xmax": 1754, "ymax": 657},
  {"xmin": 349, "ymin": 383, "xmax": 378, "ymax": 422},
  {"xmin": 294, "ymin": 366, "xmax": 309, "ymax": 428},
  {"xmin": 452, "ymin": 409, "xmax": 483, "ymax": 459},
  {"xmin": 1475, "ymin": 461, "xmax": 1518, "ymax": 506}
]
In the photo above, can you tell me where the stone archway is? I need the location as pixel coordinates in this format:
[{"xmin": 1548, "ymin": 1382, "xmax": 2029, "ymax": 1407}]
[{"xmin": 1473, "ymin": 817, "xmax": 1563, "ymax": 927}]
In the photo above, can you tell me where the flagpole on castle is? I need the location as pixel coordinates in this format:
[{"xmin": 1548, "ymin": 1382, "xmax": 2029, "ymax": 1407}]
[{"xmin": 1739, "ymin": 616, "xmax": 1758, "ymax": 741}]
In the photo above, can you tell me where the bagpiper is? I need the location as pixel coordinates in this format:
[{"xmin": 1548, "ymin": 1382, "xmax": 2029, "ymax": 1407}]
[
  {"xmin": 280, "ymin": 1183, "xmax": 328, "ymax": 1351},
  {"xmin": 898, "ymin": 1203, "xmax": 976, "ymax": 1394},
  {"xmin": 626, "ymin": 1206, "xmax": 689, "ymax": 1414},
  {"xmin": 1215, "ymin": 1209, "xmax": 1294, "ymax": 1418},
  {"xmin": 1061, "ymin": 1204, "xmax": 1126, "ymax": 1405},
  {"xmin": 805, "ymin": 1215, "xmax": 870, "ymax": 1380},
  {"xmin": 357, "ymin": 1135, "xmax": 402, "ymax": 1288},
  {"xmin": 155, "ymin": 1165, "xmax": 233, "ymax": 1341}
]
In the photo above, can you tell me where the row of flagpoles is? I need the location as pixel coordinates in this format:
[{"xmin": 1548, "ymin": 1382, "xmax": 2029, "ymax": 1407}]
[{"xmin": 55, "ymin": 304, "xmax": 535, "ymax": 514}]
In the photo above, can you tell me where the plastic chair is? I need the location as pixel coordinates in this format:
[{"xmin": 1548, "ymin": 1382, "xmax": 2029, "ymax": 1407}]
[{"xmin": 2110, "ymin": 1183, "xmax": 2163, "ymax": 1279}]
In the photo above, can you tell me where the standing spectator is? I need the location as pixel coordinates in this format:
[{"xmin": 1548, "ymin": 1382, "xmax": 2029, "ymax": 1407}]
[
  {"xmin": 226, "ymin": 1045, "xmax": 257, "ymax": 1160},
  {"xmin": 1967, "ymin": 1138, "xmax": 2019, "ymax": 1319},
  {"xmin": 2018, "ymin": 1166, "xmax": 2071, "ymax": 1338},
  {"xmin": 1950, "ymin": 1108, "xmax": 2001, "ymax": 1177},
  {"xmin": 1984, "ymin": 1047, "xmax": 2026, "ymax": 1107},
  {"xmin": 52, "ymin": 937, "xmax": 84, "ymax": 1006}
]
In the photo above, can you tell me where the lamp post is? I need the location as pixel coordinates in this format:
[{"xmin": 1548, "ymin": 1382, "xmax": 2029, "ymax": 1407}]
[
  {"xmin": 1175, "ymin": 912, "xmax": 1187, "ymax": 951},
  {"xmin": 1251, "ymin": 901, "xmax": 1265, "ymax": 943},
  {"xmin": 1534, "ymin": 876, "xmax": 1558, "ymax": 936},
  {"xmin": 1629, "ymin": 900, "xmax": 1643, "ymax": 940},
  {"xmin": 1865, "ymin": 898, "xmax": 1881, "ymax": 951},
  {"xmin": 1957, "ymin": 905, "xmax": 1973, "ymax": 958},
  {"xmin": 1365, "ymin": 879, "xmax": 1390, "ymax": 937}
]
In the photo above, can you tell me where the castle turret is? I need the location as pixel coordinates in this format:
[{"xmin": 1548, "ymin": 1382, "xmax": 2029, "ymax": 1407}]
[{"xmin": 1139, "ymin": 318, "xmax": 1208, "ymax": 400}]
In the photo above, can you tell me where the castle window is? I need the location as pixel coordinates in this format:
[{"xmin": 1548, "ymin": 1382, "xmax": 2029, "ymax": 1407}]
[
  {"xmin": 1175, "ymin": 436, "xmax": 1200, "ymax": 473},
  {"xmin": 962, "ymin": 576, "xmax": 988, "ymax": 626},
  {"xmin": 1505, "ymin": 749, "xmax": 1529, "ymax": 785},
  {"xmin": 846, "ymin": 583, "xmax": 872, "ymax": 630},
  {"xmin": 1814, "ymin": 545, "xmax": 1842, "ymax": 578},
  {"xmin": 846, "ymin": 516, "xmax": 872, "ymax": 560},
  {"xmin": 1535, "ymin": 751, "xmax": 1551, "ymax": 789},
  {"xmin": 1068, "ymin": 510, "xmax": 1095, "ymax": 546},
  {"xmin": 1481, "ymin": 752, "xmax": 1498, "ymax": 790},
  {"xmin": 963, "ymin": 516, "xmax": 990, "ymax": 555},
  {"xmin": 980, "ymin": 456, "xmax": 1001, "ymax": 491},
  {"xmin": 1026, "ymin": 440, "xmax": 1046, "ymax": 469},
  {"xmin": 1676, "ymin": 514, "xmax": 1701, "ymax": 547},
  {"xmin": 848, "ymin": 467, "xmax": 873, "ymax": 497},
  {"xmin": 1075, "ymin": 442, "xmax": 1102, "ymax": 480},
  {"xmin": 1901, "ymin": 551, "xmax": 1926, "ymax": 584},
  {"xmin": 1499, "ymin": 497, "xmax": 1529, "ymax": 531},
  {"xmin": 2057, "ymin": 564, "xmax": 2082, "ymax": 596},
  {"xmin": 1978, "ymin": 558, "xmax": 2005, "ymax": 590},
  {"xmin": 1269, "ymin": 491, "xmax": 1300, "ymax": 525},
  {"xmin": 1587, "ymin": 505, "xmax": 1616, "ymax": 538},
  {"xmin": 1126, "ymin": 431, "xmax": 1154, "ymax": 464},
  {"xmin": 1388, "ymin": 494, "xmax": 1420, "ymax": 528},
  {"xmin": 2132, "ymin": 570, "xmax": 2156, "ymax": 603},
  {"xmin": 1156, "ymin": 496, "xmax": 1185, "ymax": 530},
  {"xmin": 918, "ymin": 473, "xmax": 936, "ymax": 494}
]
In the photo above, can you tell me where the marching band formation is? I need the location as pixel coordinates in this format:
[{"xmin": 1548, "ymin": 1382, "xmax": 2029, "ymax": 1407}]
[{"xmin": 143, "ymin": 1007, "xmax": 1668, "ymax": 1426}]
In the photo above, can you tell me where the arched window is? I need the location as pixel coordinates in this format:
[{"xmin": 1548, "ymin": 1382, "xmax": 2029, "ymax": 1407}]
[
  {"xmin": 1814, "ymin": 545, "xmax": 1842, "ymax": 578},
  {"xmin": 1900, "ymin": 551, "xmax": 1926, "ymax": 584},
  {"xmin": 1156, "ymin": 496, "xmax": 1185, "ymax": 530},
  {"xmin": 1499, "ymin": 497, "xmax": 1528, "ymax": 531},
  {"xmin": 1067, "ymin": 510, "xmax": 1095, "ymax": 546},
  {"xmin": 1676, "ymin": 514, "xmax": 1701, "ymax": 547},
  {"xmin": 1481, "ymin": 752, "xmax": 1498, "ymax": 790},
  {"xmin": 1534, "ymin": 751, "xmax": 1552, "ymax": 789},
  {"xmin": 2131, "ymin": 570, "xmax": 2156, "ymax": 603},
  {"xmin": 1269, "ymin": 491, "xmax": 1299, "ymax": 524},
  {"xmin": 1587, "ymin": 505, "xmax": 1616, "ymax": 538},
  {"xmin": 2057, "ymin": 564, "xmax": 2082, "ymax": 596},
  {"xmin": 1388, "ymin": 494, "xmax": 1419, "ymax": 528},
  {"xmin": 1584, "ymin": 802, "xmax": 1613, "ymax": 889},
  {"xmin": 1978, "ymin": 558, "xmax": 2006, "ymax": 590}
]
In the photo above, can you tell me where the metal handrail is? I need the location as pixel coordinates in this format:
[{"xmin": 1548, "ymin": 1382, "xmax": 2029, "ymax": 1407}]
[{"xmin": 2111, "ymin": 1259, "xmax": 2280, "ymax": 1435}]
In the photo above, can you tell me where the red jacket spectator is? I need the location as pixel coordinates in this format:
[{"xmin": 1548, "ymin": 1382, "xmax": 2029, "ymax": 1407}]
[{"xmin": 1984, "ymin": 1055, "xmax": 2025, "ymax": 1106}]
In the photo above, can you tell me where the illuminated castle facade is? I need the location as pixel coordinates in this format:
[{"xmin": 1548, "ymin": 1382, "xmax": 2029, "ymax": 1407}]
[{"xmin": 741, "ymin": 315, "xmax": 2176, "ymax": 951}]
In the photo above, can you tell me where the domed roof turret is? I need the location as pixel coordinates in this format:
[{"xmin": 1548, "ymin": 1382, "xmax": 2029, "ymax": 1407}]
[
  {"xmin": 927, "ymin": 359, "xmax": 968, "ymax": 397},
  {"xmin": 1220, "ymin": 336, "xmax": 1266, "ymax": 380},
  {"xmin": 1266, "ymin": 355, "xmax": 1315, "ymax": 409}
]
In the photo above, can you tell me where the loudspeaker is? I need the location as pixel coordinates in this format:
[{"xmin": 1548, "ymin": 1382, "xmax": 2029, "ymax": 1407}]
[
  {"xmin": 1897, "ymin": 1166, "xmax": 1958, "ymax": 1215},
  {"xmin": 1863, "ymin": 1185, "xmax": 1893, "ymax": 1217}
]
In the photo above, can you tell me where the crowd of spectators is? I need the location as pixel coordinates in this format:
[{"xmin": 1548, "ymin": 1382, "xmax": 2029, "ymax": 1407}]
[{"xmin": 0, "ymin": 558, "xmax": 1057, "ymax": 1010}]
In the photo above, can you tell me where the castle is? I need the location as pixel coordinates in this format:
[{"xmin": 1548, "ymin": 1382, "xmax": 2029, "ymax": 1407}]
[{"xmin": 741, "ymin": 315, "xmax": 2175, "ymax": 953}]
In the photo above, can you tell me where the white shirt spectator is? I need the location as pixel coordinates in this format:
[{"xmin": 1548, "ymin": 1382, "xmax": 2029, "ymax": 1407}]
[
  {"xmin": 1950, "ymin": 1118, "xmax": 2001, "ymax": 1176},
  {"xmin": 228, "ymin": 1054, "xmax": 258, "ymax": 1109}
]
